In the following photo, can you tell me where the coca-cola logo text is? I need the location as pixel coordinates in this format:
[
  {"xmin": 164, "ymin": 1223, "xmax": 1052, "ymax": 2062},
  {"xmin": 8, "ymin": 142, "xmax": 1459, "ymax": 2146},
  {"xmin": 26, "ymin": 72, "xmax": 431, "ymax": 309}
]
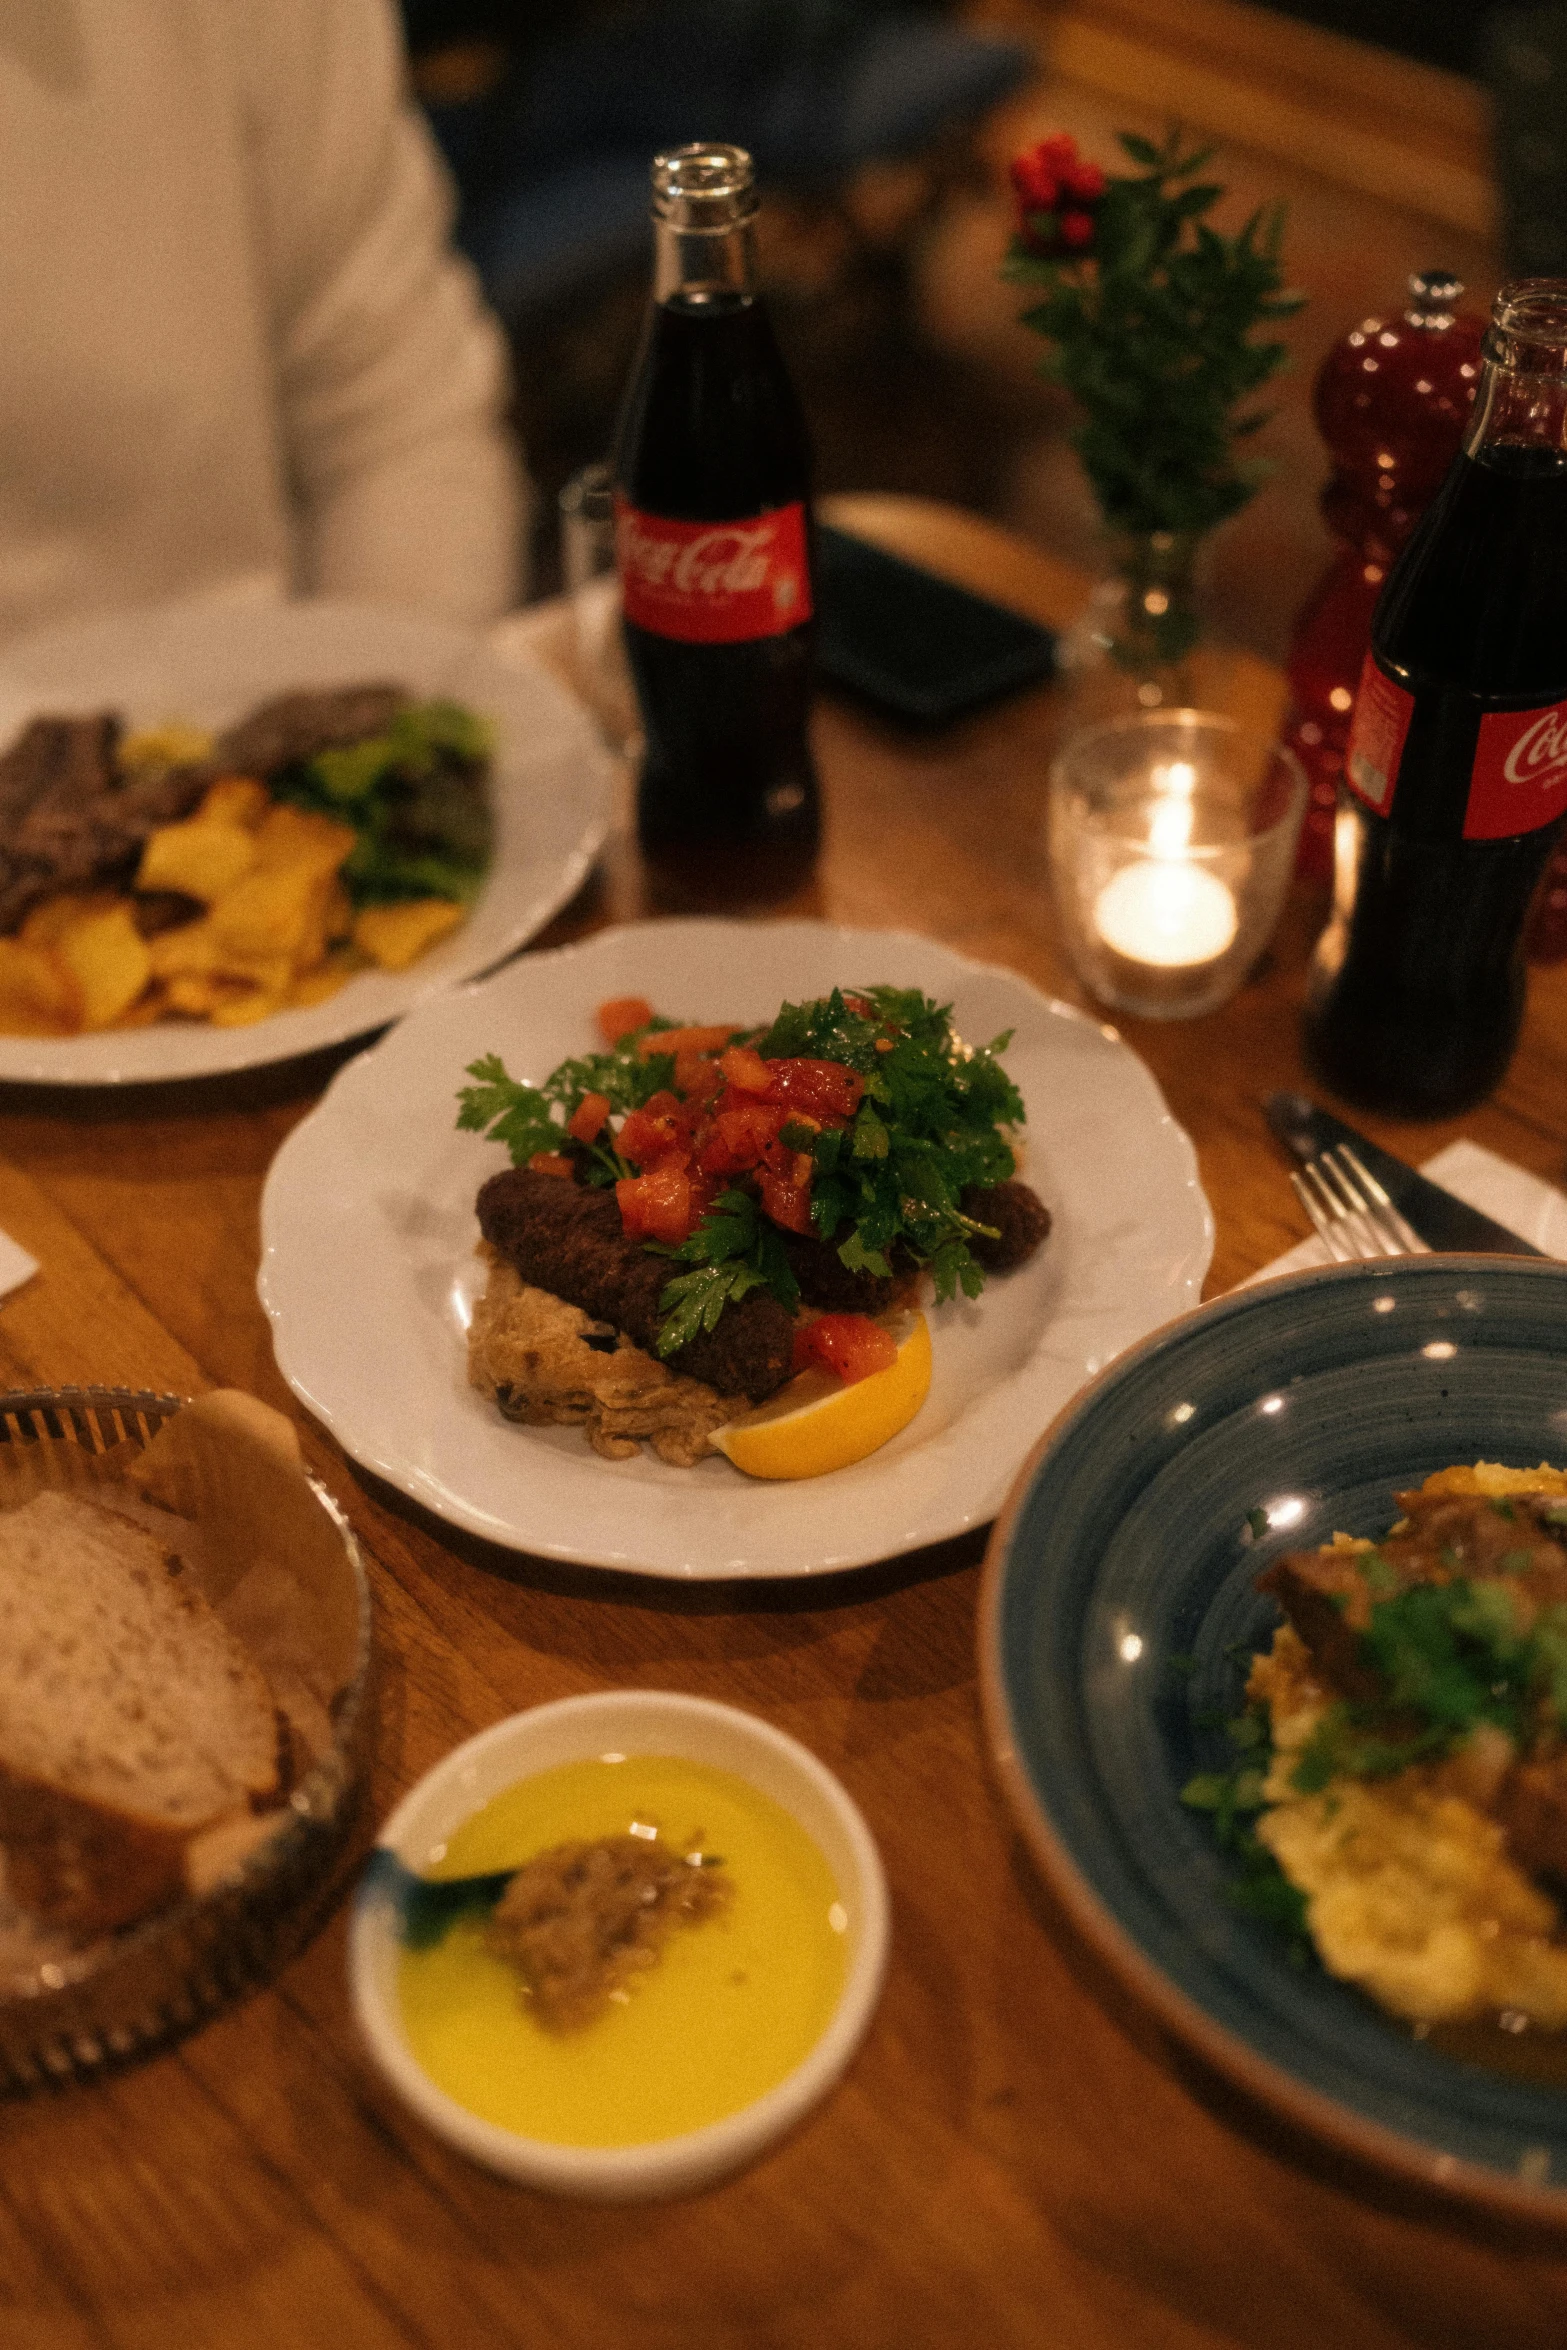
[
  {"xmin": 1503, "ymin": 706, "xmax": 1567, "ymax": 788},
  {"xmin": 619, "ymin": 518, "xmax": 778, "ymax": 600},
  {"xmin": 615, "ymin": 496, "xmax": 812, "ymax": 644}
]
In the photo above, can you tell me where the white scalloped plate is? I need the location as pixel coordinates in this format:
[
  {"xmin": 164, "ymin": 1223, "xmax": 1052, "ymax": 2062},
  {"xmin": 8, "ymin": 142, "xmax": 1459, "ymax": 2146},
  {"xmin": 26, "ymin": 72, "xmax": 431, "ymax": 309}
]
[
  {"xmin": 258, "ymin": 920, "xmax": 1214, "ymax": 1578},
  {"xmin": 0, "ymin": 595, "xmax": 613, "ymax": 1084}
]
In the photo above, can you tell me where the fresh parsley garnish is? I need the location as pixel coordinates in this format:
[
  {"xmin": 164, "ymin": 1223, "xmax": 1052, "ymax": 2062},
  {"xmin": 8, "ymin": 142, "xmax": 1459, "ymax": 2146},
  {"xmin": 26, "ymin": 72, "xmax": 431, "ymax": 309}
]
[
  {"xmin": 651, "ymin": 1191, "xmax": 800, "ymax": 1358},
  {"xmin": 456, "ymin": 1021, "xmax": 678, "ymax": 1186},
  {"xmin": 758, "ymin": 985, "xmax": 1024, "ymax": 1304},
  {"xmin": 1289, "ymin": 1576, "xmax": 1567, "ymax": 1793},
  {"xmin": 1181, "ymin": 1700, "xmax": 1310, "ymax": 1955}
]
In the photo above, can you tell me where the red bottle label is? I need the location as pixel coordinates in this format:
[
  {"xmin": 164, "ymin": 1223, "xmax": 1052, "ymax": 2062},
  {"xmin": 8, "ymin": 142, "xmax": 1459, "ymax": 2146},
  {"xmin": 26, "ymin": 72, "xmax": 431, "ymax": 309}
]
[
  {"xmin": 615, "ymin": 498, "xmax": 813, "ymax": 643},
  {"xmin": 1344, "ymin": 655, "xmax": 1567, "ymax": 839},
  {"xmin": 1343, "ymin": 653, "xmax": 1413, "ymax": 814},
  {"xmin": 1465, "ymin": 700, "xmax": 1567, "ymax": 838}
]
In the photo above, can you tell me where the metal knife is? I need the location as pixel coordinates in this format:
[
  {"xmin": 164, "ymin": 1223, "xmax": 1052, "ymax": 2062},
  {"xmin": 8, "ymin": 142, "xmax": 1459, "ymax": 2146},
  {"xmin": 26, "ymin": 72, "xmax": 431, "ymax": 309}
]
[{"xmin": 1263, "ymin": 1091, "xmax": 1550, "ymax": 1257}]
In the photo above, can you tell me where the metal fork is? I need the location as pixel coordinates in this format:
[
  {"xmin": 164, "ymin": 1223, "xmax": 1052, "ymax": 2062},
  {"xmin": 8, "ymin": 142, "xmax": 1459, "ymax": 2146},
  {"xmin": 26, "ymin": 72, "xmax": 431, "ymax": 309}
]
[{"xmin": 1291, "ymin": 1144, "xmax": 1433, "ymax": 1261}]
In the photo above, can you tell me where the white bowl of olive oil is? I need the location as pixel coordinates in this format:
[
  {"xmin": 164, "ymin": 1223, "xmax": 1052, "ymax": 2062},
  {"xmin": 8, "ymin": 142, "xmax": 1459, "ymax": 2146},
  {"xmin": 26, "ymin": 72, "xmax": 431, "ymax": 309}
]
[{"xmin": 350, "ymin": 1690, "xmax": 889, "ymax": 2199}]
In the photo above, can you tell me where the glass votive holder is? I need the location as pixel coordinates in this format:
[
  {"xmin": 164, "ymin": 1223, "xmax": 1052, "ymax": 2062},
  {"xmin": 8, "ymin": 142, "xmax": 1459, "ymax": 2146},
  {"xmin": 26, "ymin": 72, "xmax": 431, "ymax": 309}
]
[{"xmin": 1048, "ymin": 710, "xmax": 1307, "ymax": 1020}]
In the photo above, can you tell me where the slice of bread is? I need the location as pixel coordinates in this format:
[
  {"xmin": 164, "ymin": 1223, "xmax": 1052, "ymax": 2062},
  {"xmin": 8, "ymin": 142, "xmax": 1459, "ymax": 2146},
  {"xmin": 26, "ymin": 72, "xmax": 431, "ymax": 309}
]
[{"xmin": 0, "ymin": 1489, "xmax": 281, "ymax": 1934}]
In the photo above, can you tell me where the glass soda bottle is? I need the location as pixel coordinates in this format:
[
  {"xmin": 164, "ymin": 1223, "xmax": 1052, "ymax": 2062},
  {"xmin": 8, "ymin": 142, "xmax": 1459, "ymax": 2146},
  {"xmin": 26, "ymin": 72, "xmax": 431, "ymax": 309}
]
[
  {"xmin": 1303, "ymin": 278, "xmax": 1567, "ymax": 1116},
  {"xmin": 612, "ymin": 144, "xmax": 820, "ymax": 891}
]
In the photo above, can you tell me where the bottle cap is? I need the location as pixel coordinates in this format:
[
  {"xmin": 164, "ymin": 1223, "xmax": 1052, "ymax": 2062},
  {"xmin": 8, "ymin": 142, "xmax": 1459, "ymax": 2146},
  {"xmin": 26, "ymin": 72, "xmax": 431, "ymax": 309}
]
[{"xmin": 651, "ymin": 144, "xmax": 758, "ymax": 233}]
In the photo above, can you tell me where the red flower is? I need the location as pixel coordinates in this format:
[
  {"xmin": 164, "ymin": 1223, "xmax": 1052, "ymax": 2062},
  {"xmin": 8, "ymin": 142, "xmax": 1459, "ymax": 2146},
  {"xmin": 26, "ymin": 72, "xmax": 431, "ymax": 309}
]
[{"xmin": 1009, "ymin": 134, "xmax": 1104, "ymax": 257}]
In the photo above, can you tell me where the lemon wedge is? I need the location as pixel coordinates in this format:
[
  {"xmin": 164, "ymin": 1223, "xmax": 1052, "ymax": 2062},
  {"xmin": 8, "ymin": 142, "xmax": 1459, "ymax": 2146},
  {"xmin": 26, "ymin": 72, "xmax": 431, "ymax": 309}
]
[{"xmin": 710, "ymin": 1311, "xmax": 931, "ymax": 1480}]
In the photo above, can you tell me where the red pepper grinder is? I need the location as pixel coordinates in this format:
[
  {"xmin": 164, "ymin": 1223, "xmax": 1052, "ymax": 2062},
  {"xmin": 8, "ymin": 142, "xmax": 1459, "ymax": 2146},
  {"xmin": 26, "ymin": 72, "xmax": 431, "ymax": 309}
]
[{"xmin": 1284, "ymin": 271, "xmax": 1483, "ymax": 882}]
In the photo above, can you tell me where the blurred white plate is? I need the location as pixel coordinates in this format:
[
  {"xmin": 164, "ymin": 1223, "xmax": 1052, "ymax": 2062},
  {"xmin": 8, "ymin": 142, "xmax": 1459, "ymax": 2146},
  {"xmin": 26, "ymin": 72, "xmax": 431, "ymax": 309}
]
[
  {"xmin": 0, "ymin": 595, "xmax": 613, "ymax": 1084},
  {"xmin": 258, "ymin": 920, "xmax": 1214, "ymax": 1578}
]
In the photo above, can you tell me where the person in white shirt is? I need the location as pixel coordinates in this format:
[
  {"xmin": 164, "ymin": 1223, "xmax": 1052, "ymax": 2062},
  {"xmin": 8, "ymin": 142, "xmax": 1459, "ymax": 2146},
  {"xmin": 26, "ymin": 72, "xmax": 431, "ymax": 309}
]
[{"xmin": 0, "ymin": 0, "xmax": 528, "ymax": 645}]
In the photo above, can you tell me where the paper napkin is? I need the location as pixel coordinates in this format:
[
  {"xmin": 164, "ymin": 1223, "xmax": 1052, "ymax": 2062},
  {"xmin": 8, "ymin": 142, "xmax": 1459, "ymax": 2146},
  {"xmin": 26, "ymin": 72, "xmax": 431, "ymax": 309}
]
[{"xmin": 1253, "ymin": 1138, "xmax": 1567, "ymax": 1283}]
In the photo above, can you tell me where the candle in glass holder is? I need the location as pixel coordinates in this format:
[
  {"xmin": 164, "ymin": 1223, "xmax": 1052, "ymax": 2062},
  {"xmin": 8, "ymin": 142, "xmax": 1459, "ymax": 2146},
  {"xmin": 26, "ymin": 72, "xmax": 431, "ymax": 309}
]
[
  {"xmin": 1092, "ymin": 858, "xmax": 1239, "ymax": 967},
  {"xmin": 1048, "ymin": 716, "xmax": 1307, "ymax": 1022},
  {"xmin": 1090, "ymin": 758, "xmax": 1240, "ymax": 971}
]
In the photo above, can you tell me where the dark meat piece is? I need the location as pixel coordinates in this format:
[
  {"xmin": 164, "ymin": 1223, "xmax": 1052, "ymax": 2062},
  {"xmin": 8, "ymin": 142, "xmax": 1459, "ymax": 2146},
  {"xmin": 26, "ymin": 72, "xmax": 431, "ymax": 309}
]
[
  {"xmin": 1260, "ymin": 1487, "xmax": 1567, "ymax": 1888},
  {"xmin": 477, "ymin": 1168, "xmax": 793, "ymax": 1403},
  {"xmin": 962, "ymin": 1180, "xmax": 1051, "ymax": 1271},
  {"xmin": 0, "ymin": 714, "xmax": 209, "ymax": 935},
  {"xmin": 0, "ymin": 712, "xmax": 102, "ymax": 834},
  {"xmin": 1257, "ymin": 1543, "xmax": 1387, "ymax": 1702},
  {"xmin": 781, "ymin": 1177, "xmax": 1050, "ymax": 1309},
  {"xmin": 1261, "ymin": 1489, "xmax": 1567, "ymax": 1703},
  {"xmin": 781, "ymin": 1230, "xmax": 892, "ymax": 1314},
  {"xmin": 1492, "ymin": 1757, "xmax": 1567, "ymax": 1891},
  {"xmin": 216, "ymin": 684, "xmax": 407, "ymax": 778}
]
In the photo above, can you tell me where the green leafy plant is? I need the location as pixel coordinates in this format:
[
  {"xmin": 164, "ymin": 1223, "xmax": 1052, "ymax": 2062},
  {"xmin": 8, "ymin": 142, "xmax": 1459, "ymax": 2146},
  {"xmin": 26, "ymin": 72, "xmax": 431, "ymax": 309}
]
[{"xmin": 1004, "ymin": 129, "xmax": 1306, "ymax": 570}]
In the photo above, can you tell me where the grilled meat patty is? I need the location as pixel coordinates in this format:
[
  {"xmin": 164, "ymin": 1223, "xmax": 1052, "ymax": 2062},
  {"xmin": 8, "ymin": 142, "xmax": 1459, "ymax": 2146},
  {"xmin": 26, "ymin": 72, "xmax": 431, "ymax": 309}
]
[
  {"xmin": 963, "ymin": 1180, "xmax": 1052, "ymax": 1271},
  {"xmin": 478, "ymin": 1164, "xmax": 1051, "ymax": 1400},
  {"xmin": 781, "ymin": 1178, "xmax": 1050, "ymax": 1313},
  {"xmin": 477, "ymin": 1168, "xmax": 794, "ymax": 1404}
]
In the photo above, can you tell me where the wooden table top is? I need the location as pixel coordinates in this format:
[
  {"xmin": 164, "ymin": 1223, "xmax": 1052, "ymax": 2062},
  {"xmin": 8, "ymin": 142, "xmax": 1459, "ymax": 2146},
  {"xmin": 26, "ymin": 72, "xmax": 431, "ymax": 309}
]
[{"xmin": 3, "ymin": 495, "xmax": 1567, "ymax": 2350}]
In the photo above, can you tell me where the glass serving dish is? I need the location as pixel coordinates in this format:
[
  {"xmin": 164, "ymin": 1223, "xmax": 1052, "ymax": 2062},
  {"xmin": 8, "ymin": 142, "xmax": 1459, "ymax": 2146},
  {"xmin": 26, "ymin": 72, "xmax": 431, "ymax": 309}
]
[{"xmin": 0, "ymin": 1386, "xmax": 373, "ymax": 2092}]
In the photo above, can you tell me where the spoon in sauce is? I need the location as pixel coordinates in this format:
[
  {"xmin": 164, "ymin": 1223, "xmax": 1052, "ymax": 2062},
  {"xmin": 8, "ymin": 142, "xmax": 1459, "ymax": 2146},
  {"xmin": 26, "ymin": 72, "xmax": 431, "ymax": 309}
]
[{"xmin": 361, "ymin": 1847, "xmax": 518, "ymax": 1949}]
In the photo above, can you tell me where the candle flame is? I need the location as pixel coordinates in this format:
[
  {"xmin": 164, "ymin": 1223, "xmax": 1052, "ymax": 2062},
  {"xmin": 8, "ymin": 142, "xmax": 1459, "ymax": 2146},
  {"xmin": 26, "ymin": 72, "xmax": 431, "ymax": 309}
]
[{"xmin": 1146, "ymin": 759, "xmax": 1199, "ymax": 859}]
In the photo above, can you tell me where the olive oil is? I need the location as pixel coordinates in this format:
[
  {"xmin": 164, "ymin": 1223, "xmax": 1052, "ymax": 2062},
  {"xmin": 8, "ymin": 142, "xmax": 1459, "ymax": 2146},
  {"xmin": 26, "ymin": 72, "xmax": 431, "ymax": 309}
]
[{"xmin": 398, "ymin": 1754, "xmax": 848, "ymax": 2145}]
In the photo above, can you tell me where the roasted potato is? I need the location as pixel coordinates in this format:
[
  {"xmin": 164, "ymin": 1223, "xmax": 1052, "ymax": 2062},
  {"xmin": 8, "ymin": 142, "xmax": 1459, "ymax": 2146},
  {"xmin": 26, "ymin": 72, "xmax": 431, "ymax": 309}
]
[
  {"xmin": 353, "ymin": 897, "xmax": 467, "ymax": 971},
  {"xmin": 0, "ymin": 940, "xmax": 83, "ymax": 1035},
  {"xmin": 137, "ymin": 817, "xmax": 257, "ymax": 903},
  {"xmin": 53, "ymin": 904, "xmax": 153, "ymax": 1030}
]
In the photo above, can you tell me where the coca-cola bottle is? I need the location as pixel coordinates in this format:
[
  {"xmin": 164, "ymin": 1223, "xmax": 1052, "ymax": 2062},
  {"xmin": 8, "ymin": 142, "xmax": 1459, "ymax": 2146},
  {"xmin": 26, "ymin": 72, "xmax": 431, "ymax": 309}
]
[
  {"xmin": 1303, "ymin": 278, "xmax": 1567, "ymax": 1117},
  {"xmin": 613, "ymin": 144, "xmax": 819, "ymax": 892}
]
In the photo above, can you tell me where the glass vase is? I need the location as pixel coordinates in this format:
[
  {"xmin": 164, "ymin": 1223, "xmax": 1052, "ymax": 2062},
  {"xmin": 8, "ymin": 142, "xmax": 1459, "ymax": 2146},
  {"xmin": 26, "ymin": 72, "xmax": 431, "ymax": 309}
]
[{"xmin": 1054, "ymin": 530, "xmax": 1208, "ymax": 728}]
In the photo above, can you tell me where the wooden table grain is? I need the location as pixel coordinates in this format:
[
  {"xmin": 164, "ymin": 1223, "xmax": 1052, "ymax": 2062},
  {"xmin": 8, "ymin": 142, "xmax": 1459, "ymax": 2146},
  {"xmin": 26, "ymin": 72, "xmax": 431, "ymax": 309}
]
[{"xmin": 4, "ymin": 498, "xmax": 1567, "ymax": 2350}]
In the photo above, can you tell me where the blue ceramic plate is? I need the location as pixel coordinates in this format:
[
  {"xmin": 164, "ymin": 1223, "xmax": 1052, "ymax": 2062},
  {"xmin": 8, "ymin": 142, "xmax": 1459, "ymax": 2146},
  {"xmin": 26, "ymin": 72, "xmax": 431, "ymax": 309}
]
[{"xmin": 980, "ymin": 1255, "xmax": 1567, "ymax": 2223}]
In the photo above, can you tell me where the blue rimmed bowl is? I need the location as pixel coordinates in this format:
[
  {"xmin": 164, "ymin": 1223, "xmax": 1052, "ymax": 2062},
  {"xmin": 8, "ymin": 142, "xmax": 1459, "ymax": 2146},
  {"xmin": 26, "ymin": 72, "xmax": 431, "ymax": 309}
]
[{"xmin": 980, "ymin": 1254, "xmax": 1567, "ymax": 2225}]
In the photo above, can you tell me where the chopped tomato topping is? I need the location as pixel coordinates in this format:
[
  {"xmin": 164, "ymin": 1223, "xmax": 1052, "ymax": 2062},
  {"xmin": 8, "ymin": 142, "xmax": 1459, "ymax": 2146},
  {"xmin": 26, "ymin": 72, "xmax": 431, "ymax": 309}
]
[
  {"xmin": 718, "ymin": 1043, "xmax": 772, "ymax": 1095},
  {"xmin": 616, "ymin": 1163, "xmax": 697, "ymax": 1244},
  {"xmin": 597, "ymin": 996, "xmax": 654, "ymax": 1045},
  {"xmin": 567, "ymin": 1091, "xmax": 611, "ymax": 1145},
  {"xmin": 619, "ymin": 1094, "xmax": 687, "ymax": 1167},
  {"xmin": 758, "ymin": 1167, "xmax": 813, "ymax": 1233},
  {"xmin": 698, "ymin": 1101, "xmax": 788, "ymax": 1176},
  {"xmin": 843, "ymin": 994, "xmax": 874, "ymax": 1017},
  {"xmin": 794, "ymin": 1313, "xmax": 898, "ymax": 1382},
  {"xmin": 528, "ymin": 1151, "xmax": 576, "ymax": 1180},
  {"xmin": 675, "ymin": 1049, "xmax": 725, "ymax": 1105},
  {"xmin": 763, "ymin": 1057, "xmax": 865, "ymax": 1123},
  {"xmin": 638, "ymin": 1023, "xmax": 739, "ymax": 1061}
]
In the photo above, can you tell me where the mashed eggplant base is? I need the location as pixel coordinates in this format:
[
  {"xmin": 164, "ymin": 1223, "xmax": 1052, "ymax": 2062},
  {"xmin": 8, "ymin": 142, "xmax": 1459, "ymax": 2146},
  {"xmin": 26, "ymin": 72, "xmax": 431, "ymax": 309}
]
[{"xmin": 467, "ymin": 1249, "xmax": 734, "ymax": 1466}]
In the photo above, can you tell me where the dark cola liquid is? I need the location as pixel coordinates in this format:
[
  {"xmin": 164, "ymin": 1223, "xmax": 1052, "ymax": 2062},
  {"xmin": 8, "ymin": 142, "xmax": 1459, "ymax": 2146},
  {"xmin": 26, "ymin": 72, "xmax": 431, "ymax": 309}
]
[
  {"xmin": 1305, "ymin": 444, "xmax": 1567, "ymax": 1116},
  {"xmin": 614, "ymin": 289, "xmax": 819, "ymax": 890}
]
